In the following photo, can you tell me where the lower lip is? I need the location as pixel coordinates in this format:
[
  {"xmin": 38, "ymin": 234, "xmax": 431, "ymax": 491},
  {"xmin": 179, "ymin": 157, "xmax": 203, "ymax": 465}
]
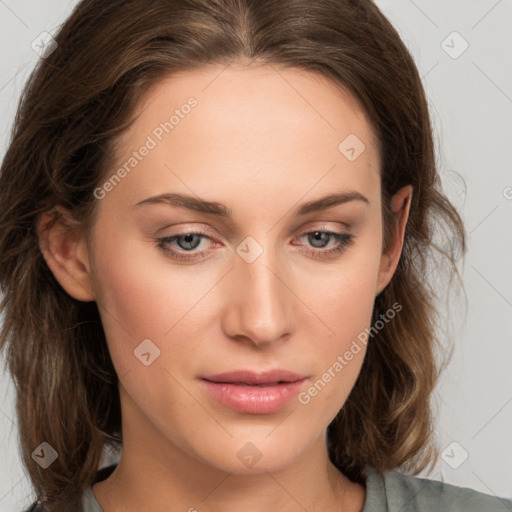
[{"xmin": 201, "ymin": 379, "xmax": 306, "ymax": 414}]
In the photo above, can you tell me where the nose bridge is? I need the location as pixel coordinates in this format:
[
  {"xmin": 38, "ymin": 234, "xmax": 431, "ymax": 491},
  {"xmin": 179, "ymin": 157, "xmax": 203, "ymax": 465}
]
[{"xmin": 228, "ymin": 235, "xmax": 293, "ymax": 345}]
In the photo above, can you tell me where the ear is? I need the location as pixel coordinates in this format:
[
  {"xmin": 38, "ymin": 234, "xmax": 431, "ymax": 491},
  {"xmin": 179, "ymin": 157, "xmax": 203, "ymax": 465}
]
[
  {"xmin": 375, "ymin": 184, "xmax": 413, "ymax": 296},
  {"xmin": 37, "ymin": 206, "xmax": 95, "ymax": 302}
]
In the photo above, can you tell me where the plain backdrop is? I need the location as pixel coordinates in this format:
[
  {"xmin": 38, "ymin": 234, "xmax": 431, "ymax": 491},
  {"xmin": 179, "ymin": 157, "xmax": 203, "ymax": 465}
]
[{"xmin": 1, "ymin": 1, "xmax": 511, "ymax": 510}]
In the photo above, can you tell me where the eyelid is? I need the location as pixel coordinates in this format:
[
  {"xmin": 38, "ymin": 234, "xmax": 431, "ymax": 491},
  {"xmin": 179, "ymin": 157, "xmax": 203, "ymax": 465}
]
[
  {"xmin": 156, "ymin": 223, "xmax": 217, "ymax": 238},
  {"xmin": 307, "ymin": 221, "xmax": 351, "ymax": 231},
  {"xmin": 156, "ymin": 221, "xmax": 350, "ymax": 242}
]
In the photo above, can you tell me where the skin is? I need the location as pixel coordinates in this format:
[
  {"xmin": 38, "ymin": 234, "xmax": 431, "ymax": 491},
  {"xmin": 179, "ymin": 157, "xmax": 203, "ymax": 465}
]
[{"xmin": 38, "ymin": 61, "xmax": 412, "ymax": 512}]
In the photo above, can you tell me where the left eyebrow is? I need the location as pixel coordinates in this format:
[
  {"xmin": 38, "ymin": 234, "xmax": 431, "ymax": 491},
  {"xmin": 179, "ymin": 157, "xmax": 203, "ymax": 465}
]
[
  {"xmin": 132, "ymin": 190, "xmax": 370, "ymax": 216},
  {"xmin": 296, "ymin": 191, "xmax": 370, "ymax": 215}
]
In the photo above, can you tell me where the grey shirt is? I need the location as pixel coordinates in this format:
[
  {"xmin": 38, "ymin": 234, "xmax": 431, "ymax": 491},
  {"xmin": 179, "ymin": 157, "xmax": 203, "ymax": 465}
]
[{"xmin": 80, "ymin": 465, "xmax": 512, "ymax": 511}]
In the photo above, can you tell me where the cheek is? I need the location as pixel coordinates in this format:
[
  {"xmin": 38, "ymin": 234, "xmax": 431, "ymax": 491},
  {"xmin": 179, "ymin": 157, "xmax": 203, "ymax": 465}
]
[
  {"xmin": 299, "ymin": 237, "xmax": 382, "ymax": 405},
  {"xmin": 308, "ymin": 236, "xmax": 382, "ymax": 339},
  {"xmin": 89, "ymin": 232, "xmax": 193, "ymax": 373}
]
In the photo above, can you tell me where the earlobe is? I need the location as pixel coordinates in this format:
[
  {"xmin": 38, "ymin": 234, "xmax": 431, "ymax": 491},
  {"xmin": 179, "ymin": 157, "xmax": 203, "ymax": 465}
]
[
  {"xmin": 375, "ymin": 185, "xmax": 413, "ymax": 296},
  {"xmin": 37, "ymin": 207, "xmax": 95, "ymax": 302}
]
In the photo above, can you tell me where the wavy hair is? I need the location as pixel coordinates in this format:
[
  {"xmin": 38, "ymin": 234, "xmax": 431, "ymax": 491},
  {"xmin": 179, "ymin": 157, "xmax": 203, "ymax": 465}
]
[{"xmin": 0, "ymin": 0, "xmax": 465, "ymax": 510}]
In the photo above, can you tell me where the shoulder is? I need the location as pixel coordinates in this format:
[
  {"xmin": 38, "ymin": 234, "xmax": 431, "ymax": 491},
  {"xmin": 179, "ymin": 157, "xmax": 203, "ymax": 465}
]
[{"xmin": 364, "ymin": 466, "xmax": 512, "ymax": 512}]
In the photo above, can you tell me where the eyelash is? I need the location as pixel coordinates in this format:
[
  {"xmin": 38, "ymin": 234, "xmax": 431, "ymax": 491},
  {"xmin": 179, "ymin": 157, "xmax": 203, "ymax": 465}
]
[{"xmin": 154, "ymin": 228, "xmax": 355, "ymax": 262}]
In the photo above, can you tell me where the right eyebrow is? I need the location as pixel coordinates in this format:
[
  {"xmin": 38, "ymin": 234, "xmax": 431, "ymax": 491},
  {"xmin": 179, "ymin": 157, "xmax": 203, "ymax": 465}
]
[{"xmin": 133, "ymin": 192, "xmax": 230, "ymax": 216}]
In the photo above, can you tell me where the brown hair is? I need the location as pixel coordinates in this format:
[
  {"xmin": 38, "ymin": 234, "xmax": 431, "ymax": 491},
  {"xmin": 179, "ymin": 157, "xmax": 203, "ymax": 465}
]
[{"xmin": 0, "ymin": 0, "xmax": 465, "ymax": 510}]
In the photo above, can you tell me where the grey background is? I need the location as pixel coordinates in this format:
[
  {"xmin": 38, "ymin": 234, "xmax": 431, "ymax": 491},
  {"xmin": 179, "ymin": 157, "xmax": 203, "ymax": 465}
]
[{"xmin": 1, "ymin": 0, "xmax": 511, "ymax": 510}]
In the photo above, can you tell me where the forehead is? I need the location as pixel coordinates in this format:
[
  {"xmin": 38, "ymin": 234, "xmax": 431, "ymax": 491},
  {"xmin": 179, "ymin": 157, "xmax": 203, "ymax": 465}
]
[{"xmin": 109, "ymin": 63, "xmax": 381, "ymax": 208}]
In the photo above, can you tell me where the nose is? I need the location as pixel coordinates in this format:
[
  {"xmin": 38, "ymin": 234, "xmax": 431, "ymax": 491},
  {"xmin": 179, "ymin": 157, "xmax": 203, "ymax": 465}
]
[{"xmin": 222, "ymin": 245, "xmax": 294, "ymax": 348}]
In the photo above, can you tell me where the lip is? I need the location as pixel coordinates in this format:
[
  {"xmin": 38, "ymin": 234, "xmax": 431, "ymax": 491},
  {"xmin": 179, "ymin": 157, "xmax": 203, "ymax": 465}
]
[
  {"xmin": 200, "ymin": 370, "xmax": 307, "ymax": 414},
  {"xmin": 202, "ymin": 369, "xmax": 307, "ymax": 385}
]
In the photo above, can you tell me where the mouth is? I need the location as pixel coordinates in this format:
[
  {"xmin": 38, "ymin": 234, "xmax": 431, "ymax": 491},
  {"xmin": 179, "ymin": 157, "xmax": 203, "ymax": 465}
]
[
  {"xmin": 220, "ymin": 382, "xmax": 286, "ymax": 386},
  {"xmin": 201, "ymin": 369, "xmax": 307, "ymax": 386},
  {"xmin": 200, "ymin": 369, "xmax": 308, "ymax": 414}
]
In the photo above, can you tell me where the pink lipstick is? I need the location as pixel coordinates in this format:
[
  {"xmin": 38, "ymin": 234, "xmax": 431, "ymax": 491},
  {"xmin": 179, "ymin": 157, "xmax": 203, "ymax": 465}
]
[{"xmin": 200, "ymin": 370, "xmax": 307, "ymax": 414}]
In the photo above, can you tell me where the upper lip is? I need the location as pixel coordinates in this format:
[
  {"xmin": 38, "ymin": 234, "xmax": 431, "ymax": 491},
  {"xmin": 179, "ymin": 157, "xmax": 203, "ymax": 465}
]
[{"xmin": 201, "ymin": 370, "xmax": 307, "ymax": 385}]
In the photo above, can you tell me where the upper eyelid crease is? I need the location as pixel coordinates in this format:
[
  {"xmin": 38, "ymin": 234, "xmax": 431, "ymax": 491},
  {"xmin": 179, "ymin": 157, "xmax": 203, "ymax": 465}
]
[{"xmin": 133, "ymin": 191, "xmax": 370, "ymax": 217}]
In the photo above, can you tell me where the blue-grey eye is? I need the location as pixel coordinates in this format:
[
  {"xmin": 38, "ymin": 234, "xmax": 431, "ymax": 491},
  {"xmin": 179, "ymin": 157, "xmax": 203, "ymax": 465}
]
[
  {"xmin": 308, "ymin": 231, "xmax": 332, "ymax": 248},
  {"xmin": 174, "ymin": 233, "xmax": 203, "ymax": 251}
]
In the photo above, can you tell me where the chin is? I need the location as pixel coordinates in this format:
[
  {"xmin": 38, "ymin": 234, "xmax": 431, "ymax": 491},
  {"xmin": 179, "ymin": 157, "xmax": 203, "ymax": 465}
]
[{"xmin": 189, "ymin": 430, "xmax": 313, "ymax": 475}]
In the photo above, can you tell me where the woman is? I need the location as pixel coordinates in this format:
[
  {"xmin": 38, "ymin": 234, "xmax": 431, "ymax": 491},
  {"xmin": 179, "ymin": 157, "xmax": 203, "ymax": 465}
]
[{"xmin": 0, "ymin": 1, "xmax": 510, "ymax": 511}]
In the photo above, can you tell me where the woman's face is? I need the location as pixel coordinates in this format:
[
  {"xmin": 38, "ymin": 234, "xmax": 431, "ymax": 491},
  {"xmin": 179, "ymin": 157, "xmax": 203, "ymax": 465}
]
[{"xmin": 59, "ymin": 63, "xmax": 410, "ymax": 474}]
